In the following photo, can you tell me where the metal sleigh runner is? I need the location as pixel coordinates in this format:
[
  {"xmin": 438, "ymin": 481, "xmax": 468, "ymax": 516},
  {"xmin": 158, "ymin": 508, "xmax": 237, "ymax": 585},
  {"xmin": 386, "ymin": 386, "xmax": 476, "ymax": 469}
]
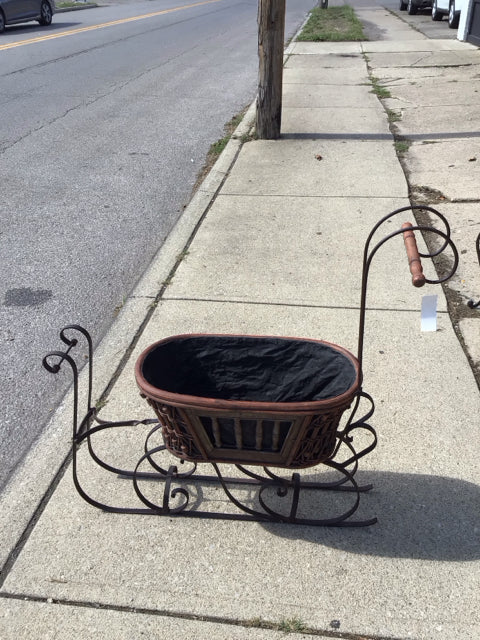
[{"xmin": 44, "ymin": 206, "xmax": 459, "ymax": 527}]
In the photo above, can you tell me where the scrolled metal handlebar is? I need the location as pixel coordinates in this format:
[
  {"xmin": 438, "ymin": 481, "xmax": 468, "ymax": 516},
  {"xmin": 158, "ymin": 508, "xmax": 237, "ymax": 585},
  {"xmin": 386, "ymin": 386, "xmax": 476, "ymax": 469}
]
[
  {"xmin": 357, "ymin": 206, "xmax": 459, "ymax": 370},
  {"xmin": 402, "ymin": 222, "xmax": 426, "ymax": 288},
  {"xmin": 363, "ymin": 205, "xmax": 453, "ymax": 262}
]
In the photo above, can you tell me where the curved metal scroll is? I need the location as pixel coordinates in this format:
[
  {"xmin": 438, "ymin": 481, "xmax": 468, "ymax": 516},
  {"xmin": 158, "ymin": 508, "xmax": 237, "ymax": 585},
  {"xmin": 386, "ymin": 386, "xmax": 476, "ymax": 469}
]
[
  {"xmin": 43, "ymin": 326, "xmax": 159, "ymax": 513},
  {"xmin": 467, "ymin": 232, "xmax": 480, "ymax": 309},
  {"xmin": 42, "ymin": 325, "xmax": 92, "ymax": 434},
  {"xmin": 357, "ymin": 205, "xmax": 459, "ymax": 370}
]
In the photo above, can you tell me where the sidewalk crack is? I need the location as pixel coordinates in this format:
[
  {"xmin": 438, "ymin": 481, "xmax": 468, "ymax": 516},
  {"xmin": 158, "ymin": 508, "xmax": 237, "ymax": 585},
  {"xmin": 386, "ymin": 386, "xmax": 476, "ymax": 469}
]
[{"xmin": 0, "ymin": 592, "xmax": 412, "ymax": 640}]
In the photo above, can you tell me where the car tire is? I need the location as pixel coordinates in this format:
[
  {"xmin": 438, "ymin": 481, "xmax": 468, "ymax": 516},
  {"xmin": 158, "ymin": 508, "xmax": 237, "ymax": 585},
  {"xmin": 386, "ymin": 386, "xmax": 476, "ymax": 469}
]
[
  {"xmin": 407, "ymin": 0, "xmax": 418, "ymax": 15},
  {"xmin": 448, "ymin": 0, "xmax": 459, "ymax": 28},
  {"xmin": 0, "ymin": 10, "xmax": 5, "ymax": 33},
  {"xmin": 399, "ymin": 0, "xmax": 408, "ymax": 10},
  {"xmin": 432, "ymin": 0, "xmax": 443, "ymax": 20},
  {"xmin": 38, "ymin": 1, "xmax": 52, "ymax": 26}
]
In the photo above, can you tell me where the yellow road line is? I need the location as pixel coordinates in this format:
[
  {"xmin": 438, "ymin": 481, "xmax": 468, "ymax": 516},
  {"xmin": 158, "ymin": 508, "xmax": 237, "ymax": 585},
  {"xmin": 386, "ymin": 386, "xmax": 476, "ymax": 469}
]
[{"xmin": 0, "ymin": 0, "xmax": 225, "ymax": 51}]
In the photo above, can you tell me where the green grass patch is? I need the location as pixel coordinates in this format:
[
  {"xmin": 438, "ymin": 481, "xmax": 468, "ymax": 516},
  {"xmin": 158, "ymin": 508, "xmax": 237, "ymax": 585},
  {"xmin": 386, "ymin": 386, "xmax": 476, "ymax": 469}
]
[
  {"xmin": 394, "ymin": 140, "xmax": 411, "ymax": 154},
  {"xmin": 297, "ymin": 6, "xmax": 367, "ymax": 42},
  {"xmin": 240, "ymin": 130, "xmax": 258, "ymax": 143},
  {"xmin": 208, "ymin": 137, "xmax": 229, "ymax": 156},
  {"xmin": 386, "ymin": 108, "xmax": 401, "ymax": 123},
  {"xmin": 370, "ymin": 76, "xmax": 391, "ymax": 99},
  {"xmin": 208, "ymin": 112, "xmax": 244, "ymax": 158},
  {"xmin": 193, "ymin": 108, "xmax": 249, "ymax": 193},
  {"xmin": 278, "ymin": 617, "xmax": 307, "ymax": 633}
]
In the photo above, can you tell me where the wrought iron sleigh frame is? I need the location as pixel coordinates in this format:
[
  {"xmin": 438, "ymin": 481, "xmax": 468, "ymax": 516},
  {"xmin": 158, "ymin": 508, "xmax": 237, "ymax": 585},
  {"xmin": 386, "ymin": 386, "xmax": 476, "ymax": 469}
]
[{"xmin": 43, "ymin": 206, "xmax": 459, "ymax": 527}]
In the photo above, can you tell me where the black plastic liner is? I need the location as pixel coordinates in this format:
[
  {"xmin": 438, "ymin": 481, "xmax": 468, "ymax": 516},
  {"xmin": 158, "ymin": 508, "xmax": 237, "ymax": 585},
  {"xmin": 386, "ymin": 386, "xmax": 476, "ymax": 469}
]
[{"xmin": 141, "ymin": 335, "xmax": 357, "ymax": 403}]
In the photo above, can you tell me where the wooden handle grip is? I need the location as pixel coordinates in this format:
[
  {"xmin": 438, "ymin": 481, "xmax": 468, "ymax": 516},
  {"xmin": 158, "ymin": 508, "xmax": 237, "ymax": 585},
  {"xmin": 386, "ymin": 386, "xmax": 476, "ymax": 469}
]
[{"xmin": 402, "ymin": 222, "xmax": 426, "ymax": 288}]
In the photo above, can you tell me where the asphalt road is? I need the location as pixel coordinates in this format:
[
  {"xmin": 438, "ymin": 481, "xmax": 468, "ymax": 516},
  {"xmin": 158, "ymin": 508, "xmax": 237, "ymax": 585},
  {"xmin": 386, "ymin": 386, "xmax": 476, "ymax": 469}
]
[{"xmin": 0, "ymin": 0, "xmax": 322, "ymax": 491}]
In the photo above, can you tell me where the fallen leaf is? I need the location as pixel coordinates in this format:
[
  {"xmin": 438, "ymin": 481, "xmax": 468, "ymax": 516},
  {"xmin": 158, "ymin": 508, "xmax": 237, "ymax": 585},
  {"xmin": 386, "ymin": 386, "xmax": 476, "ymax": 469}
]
[{"xmin": 315, "ymin": 154, "xmax": 323, "ymax": 161}]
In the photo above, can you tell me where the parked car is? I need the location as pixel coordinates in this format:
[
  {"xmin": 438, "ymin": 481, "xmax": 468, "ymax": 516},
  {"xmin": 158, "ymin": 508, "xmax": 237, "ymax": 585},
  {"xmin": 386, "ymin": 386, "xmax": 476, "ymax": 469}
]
[
  {"xmin": 0, "ymin": 0, "xmax": 55, "ymax": 33},
  {"xmin": 399, "ymin": 0, "xmax": 433, "ymax": 15},
  {"xmin": 431, "ymin": 0, "xmax": 465, "ymax": 28}
]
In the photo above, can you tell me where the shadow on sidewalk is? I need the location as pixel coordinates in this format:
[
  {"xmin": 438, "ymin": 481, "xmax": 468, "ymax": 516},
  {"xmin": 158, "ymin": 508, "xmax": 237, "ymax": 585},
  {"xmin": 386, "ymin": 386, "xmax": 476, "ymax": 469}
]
[
  {"xmin": 262, "ymin": 471, "xmax": 480, "ymax": 561},
  {"xmin": 281, "ymin": 132, "xmax": 480, "ymax": 140}
]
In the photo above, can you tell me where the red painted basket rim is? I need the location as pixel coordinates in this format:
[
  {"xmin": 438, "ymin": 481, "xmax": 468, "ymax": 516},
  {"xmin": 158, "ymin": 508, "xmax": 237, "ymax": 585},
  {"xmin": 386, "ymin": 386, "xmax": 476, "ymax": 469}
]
[{"xmin": 135, "ymin": 333, "xmax": 361, "ymax": 413}]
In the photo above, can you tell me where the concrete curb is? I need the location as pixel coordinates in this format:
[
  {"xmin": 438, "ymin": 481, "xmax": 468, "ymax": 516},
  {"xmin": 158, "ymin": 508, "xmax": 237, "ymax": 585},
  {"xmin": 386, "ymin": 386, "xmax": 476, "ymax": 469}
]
[{"xmin": 0, "ymin": 98, "xmax": 257, "ymax": 575}]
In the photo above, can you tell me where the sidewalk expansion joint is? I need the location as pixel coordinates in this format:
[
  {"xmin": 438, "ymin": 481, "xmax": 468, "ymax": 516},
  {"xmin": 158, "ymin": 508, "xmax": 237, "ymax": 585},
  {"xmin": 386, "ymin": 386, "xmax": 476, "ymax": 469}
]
[
  {"xmin": 217, "ymin": 193, "xmax": 406, "ymax": 200},
  {"xmin": 280, "ymin": 133, "xmax": 393, "ymax": 141},
  {"xmin": 414, "ymin": 63, "xmax": 475, "ymax": 69},
  {"xmin": 0, "ymin": 591, "xmax": 411, "ymax": 640},
  {"xmin": 163, "ymin": 296, "xmax": 450, "ymax": 315},
  {"xmin": 409, "ymin": 132, "xmax": 480, "ymax": 140}
]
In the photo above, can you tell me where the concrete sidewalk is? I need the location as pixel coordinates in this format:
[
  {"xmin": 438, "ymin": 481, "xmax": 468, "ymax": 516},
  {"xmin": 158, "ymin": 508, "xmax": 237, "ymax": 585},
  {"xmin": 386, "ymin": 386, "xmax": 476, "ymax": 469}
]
[{"xmin": 1, "ymin": 7, "xmax": 480, "ymax": 640}]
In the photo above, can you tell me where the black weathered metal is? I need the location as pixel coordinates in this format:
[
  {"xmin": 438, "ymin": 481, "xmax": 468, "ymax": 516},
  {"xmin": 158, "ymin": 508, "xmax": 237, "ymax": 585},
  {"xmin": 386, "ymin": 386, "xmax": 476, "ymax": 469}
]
[
  {"xmin": 357, "ymin": 205, "xmax": 459, "ymax": 371},
  {"xmin": 467, "ymin": 232, "xmax": 480, "ymax": 309},
  {"xmin": 43, "ymin": 207, "xmax": 459, "ymax": 526}
]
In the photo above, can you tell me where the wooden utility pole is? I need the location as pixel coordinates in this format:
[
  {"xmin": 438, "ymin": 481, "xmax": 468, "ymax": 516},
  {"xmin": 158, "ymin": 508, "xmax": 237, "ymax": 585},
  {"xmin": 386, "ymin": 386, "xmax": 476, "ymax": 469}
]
[{"xmin": 256, "ymin": 0, "xmax": 286, "ymax": 139}]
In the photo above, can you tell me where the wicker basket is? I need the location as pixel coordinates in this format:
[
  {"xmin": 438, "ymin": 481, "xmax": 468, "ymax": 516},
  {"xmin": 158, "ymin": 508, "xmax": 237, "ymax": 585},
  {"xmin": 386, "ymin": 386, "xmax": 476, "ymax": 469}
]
[{"xmin": 135, "ymin": 334, "xmax": 360, "ymax": 469}]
